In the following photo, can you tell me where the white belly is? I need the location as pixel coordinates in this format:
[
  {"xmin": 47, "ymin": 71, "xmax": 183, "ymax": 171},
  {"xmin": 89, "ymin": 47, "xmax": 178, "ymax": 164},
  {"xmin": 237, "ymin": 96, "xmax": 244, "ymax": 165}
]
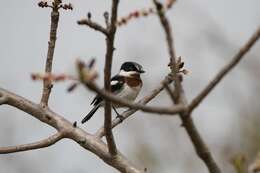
[{"xmin": 116, "ymin": 84, "xmax": 141, "ymax": 102}]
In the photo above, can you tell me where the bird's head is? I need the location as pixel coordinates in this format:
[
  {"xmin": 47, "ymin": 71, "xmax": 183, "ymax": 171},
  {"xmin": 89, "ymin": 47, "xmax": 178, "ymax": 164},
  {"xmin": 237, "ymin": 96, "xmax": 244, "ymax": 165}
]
[{"xmin": 119, "ymin": 61, "xmax": 145, "ymax": 77}]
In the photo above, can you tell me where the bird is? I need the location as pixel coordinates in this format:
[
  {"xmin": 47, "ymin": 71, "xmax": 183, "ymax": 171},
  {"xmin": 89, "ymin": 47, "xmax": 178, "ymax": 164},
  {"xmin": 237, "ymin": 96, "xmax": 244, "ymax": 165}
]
[{"xmin": 81, "ymin": 61, "xmax": 145, "ymax": 124}]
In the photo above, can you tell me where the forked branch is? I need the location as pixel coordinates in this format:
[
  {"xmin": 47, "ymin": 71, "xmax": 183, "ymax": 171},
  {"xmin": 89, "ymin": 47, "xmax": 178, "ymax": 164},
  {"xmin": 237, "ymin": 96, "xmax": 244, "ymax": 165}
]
[{"xmin": 0, "ymin": 87, "xmax": 144, "ymax": 173}]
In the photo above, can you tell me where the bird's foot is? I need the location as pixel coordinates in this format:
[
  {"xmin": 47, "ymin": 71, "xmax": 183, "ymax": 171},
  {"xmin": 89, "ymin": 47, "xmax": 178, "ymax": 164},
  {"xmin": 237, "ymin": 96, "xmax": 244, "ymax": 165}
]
[{"xmin": 116, "ymin": 115, "xmax": 124, "ymax": 123}]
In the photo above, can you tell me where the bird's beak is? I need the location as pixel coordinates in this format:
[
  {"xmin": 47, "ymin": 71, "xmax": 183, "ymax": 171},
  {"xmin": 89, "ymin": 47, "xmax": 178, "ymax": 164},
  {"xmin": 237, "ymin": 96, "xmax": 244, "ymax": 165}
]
[{"xmin": 138, "ymin": 70, "xmax": 145, "ymax": 73}]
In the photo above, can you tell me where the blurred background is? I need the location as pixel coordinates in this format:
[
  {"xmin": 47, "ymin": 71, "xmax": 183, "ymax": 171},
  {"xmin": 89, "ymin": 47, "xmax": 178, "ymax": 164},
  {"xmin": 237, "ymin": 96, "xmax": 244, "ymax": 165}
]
[{"xmin": 0, "ymin": 0, "xmax": 260, "ymax": 172}]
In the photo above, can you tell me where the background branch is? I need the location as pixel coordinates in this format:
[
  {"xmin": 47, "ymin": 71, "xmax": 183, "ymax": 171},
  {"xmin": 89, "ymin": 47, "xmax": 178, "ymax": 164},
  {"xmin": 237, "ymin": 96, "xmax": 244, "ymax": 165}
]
[{"xmin": 188, "ymin": 27, "xmax": 260, "ymax": 113}]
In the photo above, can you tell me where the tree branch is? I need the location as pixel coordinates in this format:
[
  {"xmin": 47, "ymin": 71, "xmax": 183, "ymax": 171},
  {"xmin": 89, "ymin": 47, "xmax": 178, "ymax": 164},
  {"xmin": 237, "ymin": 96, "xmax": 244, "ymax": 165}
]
[
  {"xmin": 80, "ymin": 78, "xmax": 186, "ymax": 115},
  {"xmin": 0, "ymin": 87, "xmax": 144, "ymax": 173},
  {"xmin": 153, "ymin": 1, "xmax": 221, "ymax": 173},
  {"xmin": 77, "ymin": 19, "xmax": 108, "ymax": 35},
  {"xmin": 95, "ymin": 75, "xmax": 174, "ymax": 137},
  {"xmin": 0, "ymin": 133, "xmax": 63, "ymax": 154},
  {"xmin": 103, "ymin": 0, "xmax": 119, "ymax": 156},
  {"xmin": 152, "ymin": 0, "xmax": 181, "ymax": 96},
  {"xmin": 41, "ymin": 4, "xmax": 60, "ymax": 106},
  {"xmin": 188, "ymin": 27, "xmax": 260, "ymax": 113}
]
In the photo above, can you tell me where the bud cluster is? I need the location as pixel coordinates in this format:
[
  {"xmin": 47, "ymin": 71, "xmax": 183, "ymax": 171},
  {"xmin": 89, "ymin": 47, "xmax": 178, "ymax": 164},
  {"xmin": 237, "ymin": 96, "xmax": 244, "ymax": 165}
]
[
  {"xmin": 117, "ymin": 0, "xmax": 176, "ymax": 27},
  {"xmin": 38, "ymin": 0, "xmax": 73, "ymax": 10}
]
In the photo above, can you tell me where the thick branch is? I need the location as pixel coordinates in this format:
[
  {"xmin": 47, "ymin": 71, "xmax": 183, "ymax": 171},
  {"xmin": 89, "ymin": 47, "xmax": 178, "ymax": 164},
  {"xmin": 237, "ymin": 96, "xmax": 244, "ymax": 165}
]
[
  {"xmin": 96, "ymin": 75, "xmax": 173, "ymax": 137},
  {"xmin": 0, "ymin": 87, "xmax": 144, "ymax": 173},
  {"xmin": 103, "ymin": 0, "xmax": 119, "ymax": 156},
  {"xmin": 0, "ymin": 133, "xmax": 63, "ymax": 154},
  {"xmin": 41, "ymin": 8, "xmax": 60, "ymax": 106},
  {"xmin": 77, "ymin": 19, "xmax": 108, "ymax": 35},
  {"xmin": 188, "ymin": 27, "xmax": 260, "ymax": 113}
]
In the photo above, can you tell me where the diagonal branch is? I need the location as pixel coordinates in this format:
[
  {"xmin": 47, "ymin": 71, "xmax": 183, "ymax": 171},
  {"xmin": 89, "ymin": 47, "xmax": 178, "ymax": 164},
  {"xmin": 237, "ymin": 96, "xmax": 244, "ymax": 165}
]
[
  {"xmin": 95, "ymin": 75, "xmax": 173, "ymax": 137},
  {"xmin": 153, "ymin": 1, "xmax": 221, "ymax": 173},
  {"xmin": 188, "ymin": 27, "xmax": 260, "ymax": 113},
  {"xmin": 40, "ymin": 5, "xmax": 60, "ymax": 106},
  {"xmin": 0, "ymin": 132, "xmax": 63, "ymax": 154},
  {"xmin": 103, "ymin": 0, "xmax": 119, "ymax": 156}
]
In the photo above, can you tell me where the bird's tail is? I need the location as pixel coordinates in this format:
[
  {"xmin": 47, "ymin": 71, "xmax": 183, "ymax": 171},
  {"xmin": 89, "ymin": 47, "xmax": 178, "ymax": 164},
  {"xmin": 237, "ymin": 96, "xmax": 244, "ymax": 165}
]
[{"xmin": 81, "ymin": 104, "xmax": 100, "ymax": 124}]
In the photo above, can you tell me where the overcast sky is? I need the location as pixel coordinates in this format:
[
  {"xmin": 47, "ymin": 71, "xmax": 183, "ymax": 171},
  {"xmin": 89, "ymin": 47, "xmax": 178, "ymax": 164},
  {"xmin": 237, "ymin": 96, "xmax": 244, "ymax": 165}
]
[{"xmin": 0, "ymin": 0, "xmax": 259, "ymax": 173}]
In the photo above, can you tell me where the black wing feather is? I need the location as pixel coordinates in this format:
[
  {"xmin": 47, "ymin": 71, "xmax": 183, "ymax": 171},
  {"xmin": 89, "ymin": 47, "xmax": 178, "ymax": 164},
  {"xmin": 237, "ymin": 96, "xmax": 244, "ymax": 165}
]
[{"xmin": 90, "ymin": 75, "xmax": 124, "ymax": 106}]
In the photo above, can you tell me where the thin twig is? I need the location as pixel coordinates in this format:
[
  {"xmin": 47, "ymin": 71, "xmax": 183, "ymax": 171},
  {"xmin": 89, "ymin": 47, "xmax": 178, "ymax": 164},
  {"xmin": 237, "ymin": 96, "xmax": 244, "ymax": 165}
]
[
  {"xmin": 153, "ymin": 1, "xmax": 221, "ymax": 173},
  {"xmin": 40, "ymin": 4, "xmax": 60, "ymax": 106},
  {"xmin": 95, "ymin": 75, "xmax": 173, "ymax": 137},
  {"xmin": 188, "ymin": 27, "xmax": 260, "ymax": 113},
  {"xmin": 0, "ymin": 133, "xmax": 63, "ymax": 154},
  {"xmin": 153, "ymin": 0, "xmax": 180, "ymax": 95},
  {"xmin": 103, "ymin": 0, "xmax": 119, "ymax": 156},
  {"xmin": 77, "ymin": 19, "xmax": 108, "ymax": 35},
  {"xmin": 116, "ymin": 0, "xmax": 176, "ymax": 27}
]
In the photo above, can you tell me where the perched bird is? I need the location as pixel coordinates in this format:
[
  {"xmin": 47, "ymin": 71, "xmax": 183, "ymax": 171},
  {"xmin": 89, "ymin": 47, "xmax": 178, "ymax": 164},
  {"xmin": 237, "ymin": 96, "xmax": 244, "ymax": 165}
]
[{"xmin": 81, "ymin": 61, "xmax": 145, "ymax": 124}]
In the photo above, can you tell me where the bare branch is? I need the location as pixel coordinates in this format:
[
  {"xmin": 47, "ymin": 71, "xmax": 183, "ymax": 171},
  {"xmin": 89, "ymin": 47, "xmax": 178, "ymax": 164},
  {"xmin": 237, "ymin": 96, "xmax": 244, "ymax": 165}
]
[
  {"xmin": 95, "ymin": 75, "xmax": 173, "ymax": 137},
  {"xmin": 77, "ymin": 19, "xmax": 108, "ymax": 35},
  {"xmin": 188, "ymin": 27, "xmax": 260, "ymax": 113},
  {"xmin": 0, "ymin": 133, "xmax": 63, "ymax": 154},
  {"xmin": 0, "ymin": 87, "xmax": 69, "ymax": 130},
  {"xmin": 0, "ymin": 87, "xmax": 144, "ymax": 173},
  {"xmin": 102, "ymin": 0, "xmax": 120, "ymax": 156},
  {"xmin": 153, "ymin": 0, "xmax": 177, "ymax": 64},
  {"xmin": 153, "ymin": 0, "xmax": 181, "ymax": 99},
  {"xmin": 179, "ymin": 113, "xmax": 221, "ymax": 173},
  {"xmin": 40, "ymin": 4, "xmax": 60, "ymax": 106},
  {"xmin": 67, "ymin": 128, "xmax": 144, "ymax": 173},
  {"xmin": 153, "ymin": 1, "xmax": 221, "ymax": 173}
]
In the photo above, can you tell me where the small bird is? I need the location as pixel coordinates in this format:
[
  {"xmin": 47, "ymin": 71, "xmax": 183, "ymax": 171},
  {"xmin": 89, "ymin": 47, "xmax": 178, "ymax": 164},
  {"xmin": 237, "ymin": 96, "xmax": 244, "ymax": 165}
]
[{"xmin": 81, "ymin": 61, "xmax": 145, "ymax": 124}]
